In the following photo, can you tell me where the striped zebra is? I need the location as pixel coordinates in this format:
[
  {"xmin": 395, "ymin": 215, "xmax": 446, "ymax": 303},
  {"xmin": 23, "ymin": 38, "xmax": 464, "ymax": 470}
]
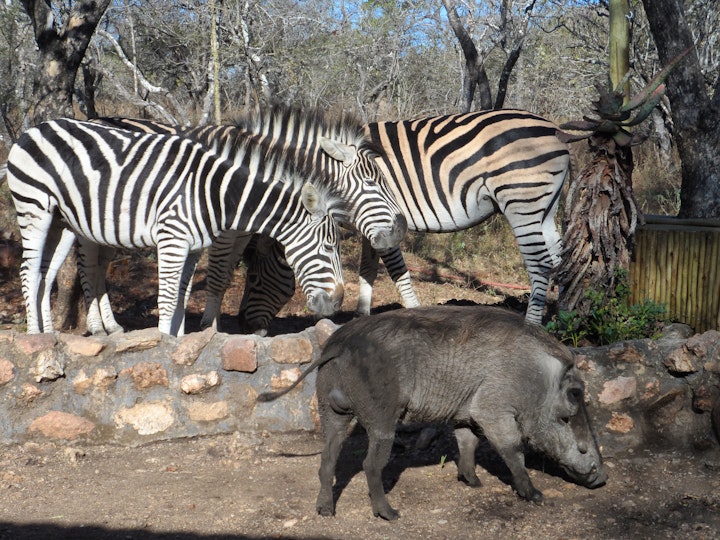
[
  {"xmin": 6, "ymin": 118, "xmax": 347, "ymax": 337},
  {"xmin": 237, "ymin": 109, "xmax": 571, "ymax": 330},
  {"xmin": 97, "ymin": 104, "xmax": 407, "ymax": 333}
]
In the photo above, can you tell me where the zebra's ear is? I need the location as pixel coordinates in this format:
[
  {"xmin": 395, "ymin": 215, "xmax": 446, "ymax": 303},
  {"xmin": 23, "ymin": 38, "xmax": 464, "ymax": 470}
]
[
  {"xmin": 319, "ymin": 137, "xmax": 357, "ymax": 166},
  {"xmin": 301, "ymin": 183, "xmax": 328, "ymax": 217}
]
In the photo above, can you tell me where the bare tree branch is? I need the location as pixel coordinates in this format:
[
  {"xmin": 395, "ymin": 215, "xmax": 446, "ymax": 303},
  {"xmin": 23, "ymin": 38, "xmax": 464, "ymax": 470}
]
[{"xmin": 96, "ymin": 29, "xmax": 188, "ymax": 125}]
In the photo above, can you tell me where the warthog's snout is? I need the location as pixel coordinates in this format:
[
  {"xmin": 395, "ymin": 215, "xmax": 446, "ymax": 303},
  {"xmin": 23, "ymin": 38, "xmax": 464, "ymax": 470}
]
[
  {"xmin": 583, "ymin": 461, "xmax": 608, "ymax": 488},
  {"xmin": 369, "ymin": 213, "xmax": 407, "ymax": 251},
  {"xmin": 306, "ymin": 284, "xmax": 344, "ymax": 317},
  {"xmin": 564, "ymin": 458, "xmax": 607, "ymax": 489}
]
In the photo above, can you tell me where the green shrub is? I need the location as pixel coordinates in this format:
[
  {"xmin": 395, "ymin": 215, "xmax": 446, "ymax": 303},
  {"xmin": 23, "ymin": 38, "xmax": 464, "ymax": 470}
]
[{"xmin": 547, "ymin": 269, "xmax": 667, "ymax": 346}]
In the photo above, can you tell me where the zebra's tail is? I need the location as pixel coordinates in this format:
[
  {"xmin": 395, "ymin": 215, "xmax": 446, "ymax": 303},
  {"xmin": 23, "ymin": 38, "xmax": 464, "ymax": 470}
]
[{"xmin": 0, "ymin": 163, "xmax": 6, "ymax": 185}]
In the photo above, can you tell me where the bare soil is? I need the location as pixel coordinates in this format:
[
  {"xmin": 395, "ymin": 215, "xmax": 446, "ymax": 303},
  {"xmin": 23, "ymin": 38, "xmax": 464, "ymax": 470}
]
[{"xmin": 1, "ymin": 234, "xmax": 720, "ymax": 539}]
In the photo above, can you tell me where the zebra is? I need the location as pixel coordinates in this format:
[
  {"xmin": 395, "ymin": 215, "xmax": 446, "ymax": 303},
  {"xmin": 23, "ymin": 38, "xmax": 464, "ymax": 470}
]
[
  {"xmin": 5, "ymin": 118, "xmax": 348, "ymax": 337},
  {"xmin": 96, "ymin": 104, "xmax": 407, "ymax": 333},
  {"xmin": 235, "ymin": 109, "xmax": 571, "ymax": 331}
]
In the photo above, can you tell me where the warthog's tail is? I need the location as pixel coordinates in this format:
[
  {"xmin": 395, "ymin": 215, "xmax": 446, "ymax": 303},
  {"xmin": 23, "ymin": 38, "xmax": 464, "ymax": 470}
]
[{"xmin": 256, "ymin": 352, "xmax": 338, "ymax": 402}]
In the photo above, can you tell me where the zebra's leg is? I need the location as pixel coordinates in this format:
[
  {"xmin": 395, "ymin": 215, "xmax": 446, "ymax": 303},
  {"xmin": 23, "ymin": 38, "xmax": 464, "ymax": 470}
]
[
  {"xmin": 356, "ymin": 237, "xmax": 379, "ymax": 316},
  {"xmin": 39, "ymin": 225, "xmax": 77, "ymax": 334},
  {"xmin": 76, "ymin": 240, "xmax": 105, "ymax": 335},
  {"xmin": 19, "ymin": 213, "xmax": 52, "ymax": 333},
  {"xmin": 156, "ymin": 240, "xmax": 193, "ymax": 337},
  {"xmin": 202, "ymin": 232, "xmax": 251, "ymax": 331},
  {"xmin": 357, "ymin": 240, "xmax": 419, "ymax": 315},
  {"xmin": 77, "ymin": 240, "xmax": 122, "ymax": 336},
  {"xmin": 96, "ymin": 245, "xmax": 123, "ymax": 335},
  {"xmin": 378, "ymin": 246, "xmax": 420, "ymax": 311},
  {"xmin": 507, "ymin": 214, "xmax": 562, "ymax": 325},
  {"xmin": 16, "ymin": 209, "xmax": 50, "ymax": 333},
  {"xmin": 175, "ymin": 250, "xmax": 202, "ymax": 337},
  {"xmin": 20, "ymin": 213, "xmax": 76, "ymax": 333}
]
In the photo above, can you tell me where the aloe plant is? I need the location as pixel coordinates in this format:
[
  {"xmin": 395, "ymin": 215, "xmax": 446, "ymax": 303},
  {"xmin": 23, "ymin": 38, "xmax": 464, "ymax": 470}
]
[{"xmin": 559, "ymin": 44, "xmax": 692, "ymax": 146}]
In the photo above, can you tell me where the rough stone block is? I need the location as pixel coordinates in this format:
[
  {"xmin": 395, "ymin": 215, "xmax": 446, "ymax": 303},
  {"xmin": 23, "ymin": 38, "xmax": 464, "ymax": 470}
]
[
  {"xmin": 15, "ymin": 333, "xmax": 57, "ymax": 355},
  {"xmin": 60, "ymin": 334, "xmax": 106, "ymax": 356},
  {"xmin": 186, "ymin": 400, "xmax": 228, "ymax": 422},
  {"xmin": 315, "ymin": 319, "xmax": 340, "ymax": 348},
  {"xmin": 0, "ymin": 359, "xmax": 14, "ymax": 385},
  {"xmin": 113, "ymin": 328, "xmax": 163, "ymax": 353},
  {"xmin": 172, "ymin": 327, "xmax": 216, "ymax": 366},
  {"xmin": 664, "ymin": 347, "xmax": 698, "ymax": 374},
  {"xmin": 181, "ymin": 371, "xmax": 221, "ymax": 394},
  {"xmin": 222, "ymin": 338, "xmax": 258, "ymax": 373},
  {"xmin": 93, "ymin": 367, "xmax": 118, "ymax": 389},
  {"xmin": 114, "ymin": 402, "xmax": 175, "ymax": 435},
  {"xmin": 19, "ymin": 383, "xmax": 43, "ymax": 403},
  {"xmin": 29, "ymin": 411, "xmax": 96, "ymax": 440},
  {"xmin": 271, "ymin": 368, "xmax": 302, "ymax": 390},
  {"xmin": 126, "ymin": 362, "xmax": 169, "ymax": 389},
  {"xmin": 73, "ymin": 370, "xmax": 92, "ymax": 394},
  {"xmin": 607, "ymin": 342, "xmax": 643, "ymax": 364},
  {"xmin": 605, "ymin": 412, "xmax": 634, "ymax": 433},
  {"xmin": 270, "ymin": 336, "xmax": 313, "ymax": 364},
  {"xmin": 32, "ymin": 348, "xmax": 64, "ymax": 382},
  {"xmin": 599, "ymin": 376, "xmax": 637, "ymax": 405}
]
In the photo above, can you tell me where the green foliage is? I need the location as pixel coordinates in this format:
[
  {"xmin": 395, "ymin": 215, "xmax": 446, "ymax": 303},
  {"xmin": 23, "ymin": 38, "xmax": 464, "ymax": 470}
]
[{"xmin": 547, "ymin": 269, "xmax": 667, "ymax": 346}]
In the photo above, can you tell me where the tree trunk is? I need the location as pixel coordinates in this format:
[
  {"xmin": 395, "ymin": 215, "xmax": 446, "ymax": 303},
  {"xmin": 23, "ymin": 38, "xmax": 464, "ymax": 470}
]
[
  {"xmin": 443, "ymin": 0, "xmax": 493, "ymax": 111},
  {"xmin": 642, "ymin": 0, "xmax": 720, "ymax": 219}
]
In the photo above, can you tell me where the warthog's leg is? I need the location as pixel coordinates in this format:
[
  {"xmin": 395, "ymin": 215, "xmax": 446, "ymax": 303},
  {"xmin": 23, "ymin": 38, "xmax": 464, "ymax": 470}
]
[
  {"xmin": 316, "ymin": 410, "xmax": 352, "ymax": 517},
  {"xmin": 454, "ymin": 427, "xmax": 481, "ymax": 487},
  {"xmin": 479, "ymin": 414, "xmax": 543, "ymax": 503},
  {"xmin": 363, "ymin": 429, "xmax": 398, "ymax": 520}
]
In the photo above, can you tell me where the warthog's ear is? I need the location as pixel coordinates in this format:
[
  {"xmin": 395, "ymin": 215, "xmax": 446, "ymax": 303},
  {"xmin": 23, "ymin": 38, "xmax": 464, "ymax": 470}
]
[
  {"xmin": 319, "ymin": 137, "xmax": 357, "ymax": 166},
  {"xmin": 301, "ymin": 183, "xmax": 329, "ymax": 218},
  {"xmin": 557, "ymin": 369, "xmax": 585, "ymax": 420}
]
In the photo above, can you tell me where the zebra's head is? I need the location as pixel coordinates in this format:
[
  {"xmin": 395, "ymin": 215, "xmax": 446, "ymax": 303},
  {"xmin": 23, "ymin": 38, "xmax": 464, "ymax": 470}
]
[
  {"xmin": 317, "ymin": 136, "xmax": 407, "ymax": 251},
  {"xmin": 237, "ymin": 104, "xmax": 408, "ymax": 251},
  {"xmin": 272, "ymin": 181, "xmax": 347, "ymax": 319}
]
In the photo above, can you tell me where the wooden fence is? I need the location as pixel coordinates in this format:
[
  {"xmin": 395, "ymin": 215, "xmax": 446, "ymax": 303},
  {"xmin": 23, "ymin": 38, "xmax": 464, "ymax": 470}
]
[{"xmin": 630, "ymin": 215, "xmax": 720, "ymax": 333}]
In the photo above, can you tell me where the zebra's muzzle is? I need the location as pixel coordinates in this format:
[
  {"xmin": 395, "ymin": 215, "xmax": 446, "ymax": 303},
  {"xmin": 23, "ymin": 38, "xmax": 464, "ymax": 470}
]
[
  {"xmin": 307, "ymin": 283, "xmax": 344, "ymax": 317},
  {"xmin": 370, "ymin": 213, "xmax": 408, "ymax": 251}
]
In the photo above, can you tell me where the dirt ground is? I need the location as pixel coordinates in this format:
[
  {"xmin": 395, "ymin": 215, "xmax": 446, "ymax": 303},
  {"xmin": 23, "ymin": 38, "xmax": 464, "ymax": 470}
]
[
  {"xmin": 1, "ymin": 235, "xmax": 720, "ymax": 539},
  {"xmin": 1, "ymin": 428, "xmax": 720, "ymax": 539}
]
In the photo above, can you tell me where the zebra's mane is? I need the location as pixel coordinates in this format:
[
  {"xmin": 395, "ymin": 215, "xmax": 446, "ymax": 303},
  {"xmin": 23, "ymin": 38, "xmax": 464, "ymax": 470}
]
[
  {"xmin": 223, "ymin": 134, "xmax": 352, "ymax": 221},
  {"xmin": 233, "ymin": 103, "xmax": 374, "ymax": 153}
]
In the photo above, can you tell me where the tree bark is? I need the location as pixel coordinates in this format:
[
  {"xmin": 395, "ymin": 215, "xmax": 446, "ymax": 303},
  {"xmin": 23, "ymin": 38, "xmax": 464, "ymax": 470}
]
[
  {"xmin": 642, "ymin": 0, "xmax": 720, "ymax": 219},
  {"xmin": 21, "ymin": 0, "xmax": 112, "ymax": 124}
]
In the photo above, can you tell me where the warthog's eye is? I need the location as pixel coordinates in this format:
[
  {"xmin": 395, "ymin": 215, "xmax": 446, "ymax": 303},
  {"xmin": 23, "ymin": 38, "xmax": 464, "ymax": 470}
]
[{"xmin": 567, "ymin": 387, "xmax": 583, "ymax": 406}]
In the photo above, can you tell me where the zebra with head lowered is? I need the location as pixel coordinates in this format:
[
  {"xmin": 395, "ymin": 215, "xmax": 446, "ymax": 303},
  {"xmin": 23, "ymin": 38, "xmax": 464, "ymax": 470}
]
[
  {"xmin": 98, "ymin": 104, "xmax": 407, "ymax": 334},
  {"xmin": 6, "ymin": 118, "xmax": 348, "ymax": 337},
  {"xmin": 236, "ymin": 109, "xmax": 571, "ymax": 331}
]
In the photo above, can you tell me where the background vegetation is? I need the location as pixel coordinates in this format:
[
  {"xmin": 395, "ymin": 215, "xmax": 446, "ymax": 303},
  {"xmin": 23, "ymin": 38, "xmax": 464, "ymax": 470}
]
[{"xmin": 0, "ymin": 1, "xmax": 717, "ymax": 339}]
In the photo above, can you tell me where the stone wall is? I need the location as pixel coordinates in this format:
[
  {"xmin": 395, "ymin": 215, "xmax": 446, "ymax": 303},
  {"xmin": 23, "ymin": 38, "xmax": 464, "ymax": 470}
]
[
  {"xmin": 577, "ymin": 324, "xmax": 720, "ymax": 454},
  {"xmin": 0, "ymin": 321, "xmax": 339, "ymax": 445},
  {"xmin": 0, "ymin": 320, "xmax": 719, "ymax": 454}
]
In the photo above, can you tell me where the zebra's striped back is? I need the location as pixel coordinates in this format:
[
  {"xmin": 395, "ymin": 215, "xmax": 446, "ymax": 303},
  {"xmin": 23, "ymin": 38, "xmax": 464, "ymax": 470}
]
[
  {"xmin": 7, "ymin": 118, "xmax": 346, "ymax": 336},
  {"xmin": 366, "ymin": 109, "xmax": 569, "ymax": 233}
]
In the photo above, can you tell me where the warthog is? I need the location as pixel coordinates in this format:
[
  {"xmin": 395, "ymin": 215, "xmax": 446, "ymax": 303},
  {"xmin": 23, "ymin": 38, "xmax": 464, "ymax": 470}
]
[{"xmin": 258, "ymin": 305, "xmax": 607, "ymax": 520}]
